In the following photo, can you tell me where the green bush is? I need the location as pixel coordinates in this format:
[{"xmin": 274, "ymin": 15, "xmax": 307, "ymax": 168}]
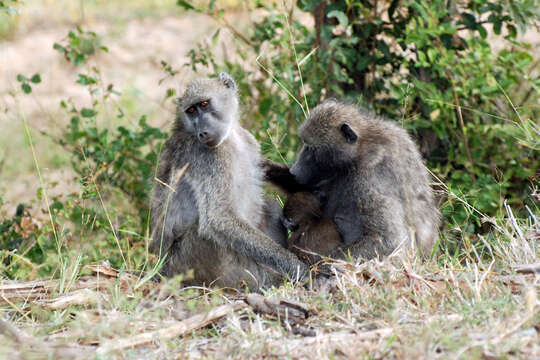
[
  {"xmin": 180, "ymin": 0, "xmax": 539, "ymax": 249},
  {"xmin": 2, "ymin": 1, "xmax": 538, "ymax": 279}
]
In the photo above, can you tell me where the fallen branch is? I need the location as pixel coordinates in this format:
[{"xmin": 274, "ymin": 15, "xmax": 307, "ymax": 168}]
[
  {"xmin": 512, "ymin": 263, "xmax": 540, "ymax": 275},
  {"xmin": 0, "ymin": 276, "xmax": 116, "ymax": 305},
  {"xmin": 0, "ymin": 318, "xmax": 92, "ymax": 359},
  {"xmin": 94, "ymin": 302, "xmax": 247, "ymax": 356},
  {"xmin": 36, "ymin": 289, "xmax": 108, "ymax": 310}
]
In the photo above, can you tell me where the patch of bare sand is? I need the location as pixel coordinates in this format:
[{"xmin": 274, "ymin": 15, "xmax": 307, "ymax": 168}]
[{"xmin": 0, "ymin": 14, "xmax": 219, "ymax": 214}]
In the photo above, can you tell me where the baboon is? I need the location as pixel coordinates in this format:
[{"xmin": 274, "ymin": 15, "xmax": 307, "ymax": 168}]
[
  {"xmin": 282, "ymin": 191, "xmax": 343, "ymax": 266},
  {"xmin": 150, "ymin": 73, "xmax": 307, "ymax": 289},
  {"xmin": 265, "ymin": 100, "xmax": 440, "ymax": 261},
  {"xmin": 260, "ymin": 197, "xmax": 288, "ymax": 249}
]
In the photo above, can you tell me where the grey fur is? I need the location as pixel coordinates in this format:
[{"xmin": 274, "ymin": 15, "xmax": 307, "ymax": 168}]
[
  {"xmin": 150, "ymin": 73, "xmax": 307, "ymax": 289},
  {"xmin": 260, "ymin": 197, "xmax": 288, "ymax": 249},
  {"xmin": 288, "ymin": 100, "xmax": 440, "ymax": 260}
]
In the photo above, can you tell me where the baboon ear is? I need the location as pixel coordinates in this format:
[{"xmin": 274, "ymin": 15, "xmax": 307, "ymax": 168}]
[
  {"xmin": 340, "ymin": 123, "xmax": 358, "ymax": 144},
  {"xmin": 218, "ymin": 72, "xmax": 237, "ymax": 90}
]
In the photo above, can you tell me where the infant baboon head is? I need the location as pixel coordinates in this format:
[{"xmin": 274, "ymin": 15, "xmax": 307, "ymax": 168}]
[
  {"xmin": 177, "ymin": 72, "xmax": 238, "ymax": 148},
  {"xmin": 282, "ymin": 192, "xmax": 323, "ymax": 231}
]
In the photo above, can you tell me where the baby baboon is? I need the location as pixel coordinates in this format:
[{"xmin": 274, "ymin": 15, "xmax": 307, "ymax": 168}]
[
  {"xmin": 282, "ymin": 191, "xmax": 343, "ymax": 266},
  {"xmin": 150, "ymin": 73, "xmax": 307, "ymax": 289},
  {"xmin": 266, "ymin": 100, "xmax": 440, "ymax": 260}
]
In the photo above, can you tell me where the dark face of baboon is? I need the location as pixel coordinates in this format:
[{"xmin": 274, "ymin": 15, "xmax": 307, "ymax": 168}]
[
  {"xmin": 282, "ymin": 192, "xmax": 323, "ymax": 231},
  {"xmin": 290, "ymin": 101, "xmax": 359, "ymax": 187},
  {"xmin": 178, "ymin": 73, "xmax": 238, "ymax": 148}
]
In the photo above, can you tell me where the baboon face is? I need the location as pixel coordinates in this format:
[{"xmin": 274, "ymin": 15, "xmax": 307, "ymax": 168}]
[
  {"xmin": 290, "ymin": 101, "xmax": 359, "ymax": 187},
  {"xmin": 178, "ymin": 73, "xmax": 238, "ymax": 148},
  {"xmin": 282, "ymin": 192, "xmax": 322, "ymax": 231}
]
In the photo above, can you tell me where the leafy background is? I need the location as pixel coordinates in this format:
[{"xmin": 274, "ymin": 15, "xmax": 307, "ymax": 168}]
[{"xmin": 0, "ymin": 0, "xmax": 538, "ymax": 278}]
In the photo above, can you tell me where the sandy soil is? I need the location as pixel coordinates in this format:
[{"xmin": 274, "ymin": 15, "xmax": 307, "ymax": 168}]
[{"xmin": 0, "ymin": 11, "xmax": 223, "ymax": 213}]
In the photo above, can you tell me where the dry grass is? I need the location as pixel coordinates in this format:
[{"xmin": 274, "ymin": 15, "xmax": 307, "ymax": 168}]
[{"xmin": 1, "ymin": 205, "xmax": 538, "ymax": 359}]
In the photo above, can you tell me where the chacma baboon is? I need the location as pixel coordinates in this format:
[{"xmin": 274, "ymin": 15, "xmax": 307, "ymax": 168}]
[
  {"xmin": 282, "ymin": 191, "xmax": 343, "ymax": 266},
  {"xmin": 266, "ymin": 100, "xmax": 440, "ymax": 260},
  {"xmin": 150, "ymin": 73, "xmax": 307, "ymax": 289},
  {"xmin": 260, "ymin": 197, "xmax": 288, "ymax": 249}
]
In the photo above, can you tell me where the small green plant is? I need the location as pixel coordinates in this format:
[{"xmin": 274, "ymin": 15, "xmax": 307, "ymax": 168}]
[
  {"xmin": 53, "ymin": 27, "xmax": 108, "ymax": 66},
  {"xmin": 15, "ymin": 73, "xmax": 41, "ymax": 94}
]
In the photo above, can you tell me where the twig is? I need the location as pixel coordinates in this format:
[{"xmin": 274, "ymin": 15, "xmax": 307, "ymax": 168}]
[
  {"xmin": 512, "ymin": 263, "xmax": 540, "ymax": 275},
  {"xmin": 220, "ymin": 16, "xmax": 254, "ymax": 47},
  {"xmin": 0, "ymin": 318, "xmax": 93, "ymax": 359},
  {"xmin": 94, "ymin": 302, "xmax": 247, "ymax": 355}
]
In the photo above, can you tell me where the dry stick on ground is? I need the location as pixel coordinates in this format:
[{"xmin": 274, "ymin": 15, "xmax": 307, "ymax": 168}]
[
  {"xmin": 0, "ymin": 318, "xmax": 92, "ymax": 359},
  {"xmin": 0, "ymin": 276, "xmax": 118, "ymax": 305},
  {"xmin": 512, "ymin": 263, "xmax": 540, "ymax": 275},
  {"xmin": 94, "ymin": 302, "xmax": 247, "ymax": 356}
]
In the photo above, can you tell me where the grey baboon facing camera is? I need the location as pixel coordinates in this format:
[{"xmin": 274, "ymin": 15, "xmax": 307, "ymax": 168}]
[
  {"xmin": 150, "ymin": 73, "xmax": 306, "ymax": 289},
  {"xmin": 266, "ymin": 100, "xmax": 440, "ymax": 261}
]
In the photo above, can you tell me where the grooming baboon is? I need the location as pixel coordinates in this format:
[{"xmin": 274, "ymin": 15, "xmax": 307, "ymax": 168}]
[
  {"xmin": 265, "ymin": 100, "xmax": 440, "ymax": 260},
  {"xmin": 282, "ymin": 191, "xmax": 343, "ymax": 266},
  {"xmin": 150, "ymin": 73, "xmax": 307, "ymax": 289}
]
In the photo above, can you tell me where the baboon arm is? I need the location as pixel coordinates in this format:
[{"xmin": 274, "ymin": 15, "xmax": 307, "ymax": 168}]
[
  {"xmin": 150, "ymin": 180, "xmax": 198, "ymax": 257},
  {"xmin": 334, "ymin": 213, "xmax": 362, "ymax": 246},
  {"xmin": 262, "ymin": 160, "xmax": 306, "ymax": 193},
  {"xmin": 204, "ymin": 216, "xmax": 308, "ymax": 280}
]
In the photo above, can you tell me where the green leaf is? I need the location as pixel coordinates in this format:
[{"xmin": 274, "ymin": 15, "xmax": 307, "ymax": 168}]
[
  {"xmin": 477, "ymin": 25, "xmax": 487, "ymax": 39},
  {"xmin": 388, "ymin": 0, "xmax": 399, "ymax": 20},
  {"xmin": 77, "ymin": 74, "xmax": 97, "ymax": 86},
  {"xmin": 298, "ymin": 47, "xmax": 317, "ymax": 67},
  {"xmin": 21, "ymin": 83, "xmax": 32, "ymax": 94},
  {"xmin": 30, "ymin": 74, "xmax": 41, "ymax": 84},
  {"xmin": 53, "ymin": 43, "xmax": 65, "ymax": 53},
  {"xmin": 506, "ymin": 24, "xmax": 517, "ymax": 38},
  {"xmin": 417, "ymin": 50, "xmax": 426, "ymax": 63},
  {"xmin": 16, "ymin": 74, "xmax": 25, "ymax": 82},
  {"xmin": 81, "ymin": 108, "xmax": 97, "ymax": 118},
  {"xmin": 460, "ymin": 12, "xmax": 476, "ymax": 30},
  {"xmin": 211, "ymin": 28, "xmax": 220, "ymax": 45},
  {"xmin": 327, "ymin": 10, "xmax": 348, "ymax": 27},
  {"xmin": 493, "ymin": 18, "xmax": 502, "ymax": 35},
  {"xmin": 176, "ymin": 0, "xmax": 195, "ymax": 10}
]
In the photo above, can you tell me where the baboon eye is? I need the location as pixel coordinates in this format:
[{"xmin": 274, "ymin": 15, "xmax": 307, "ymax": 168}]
[
  {"xmin": 200, "ymin": 101, "xmax": 208, "ymax": 107},
  {"xmin": 186, "ymin": 106, "xmax": 195, "ymax": 113}
]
